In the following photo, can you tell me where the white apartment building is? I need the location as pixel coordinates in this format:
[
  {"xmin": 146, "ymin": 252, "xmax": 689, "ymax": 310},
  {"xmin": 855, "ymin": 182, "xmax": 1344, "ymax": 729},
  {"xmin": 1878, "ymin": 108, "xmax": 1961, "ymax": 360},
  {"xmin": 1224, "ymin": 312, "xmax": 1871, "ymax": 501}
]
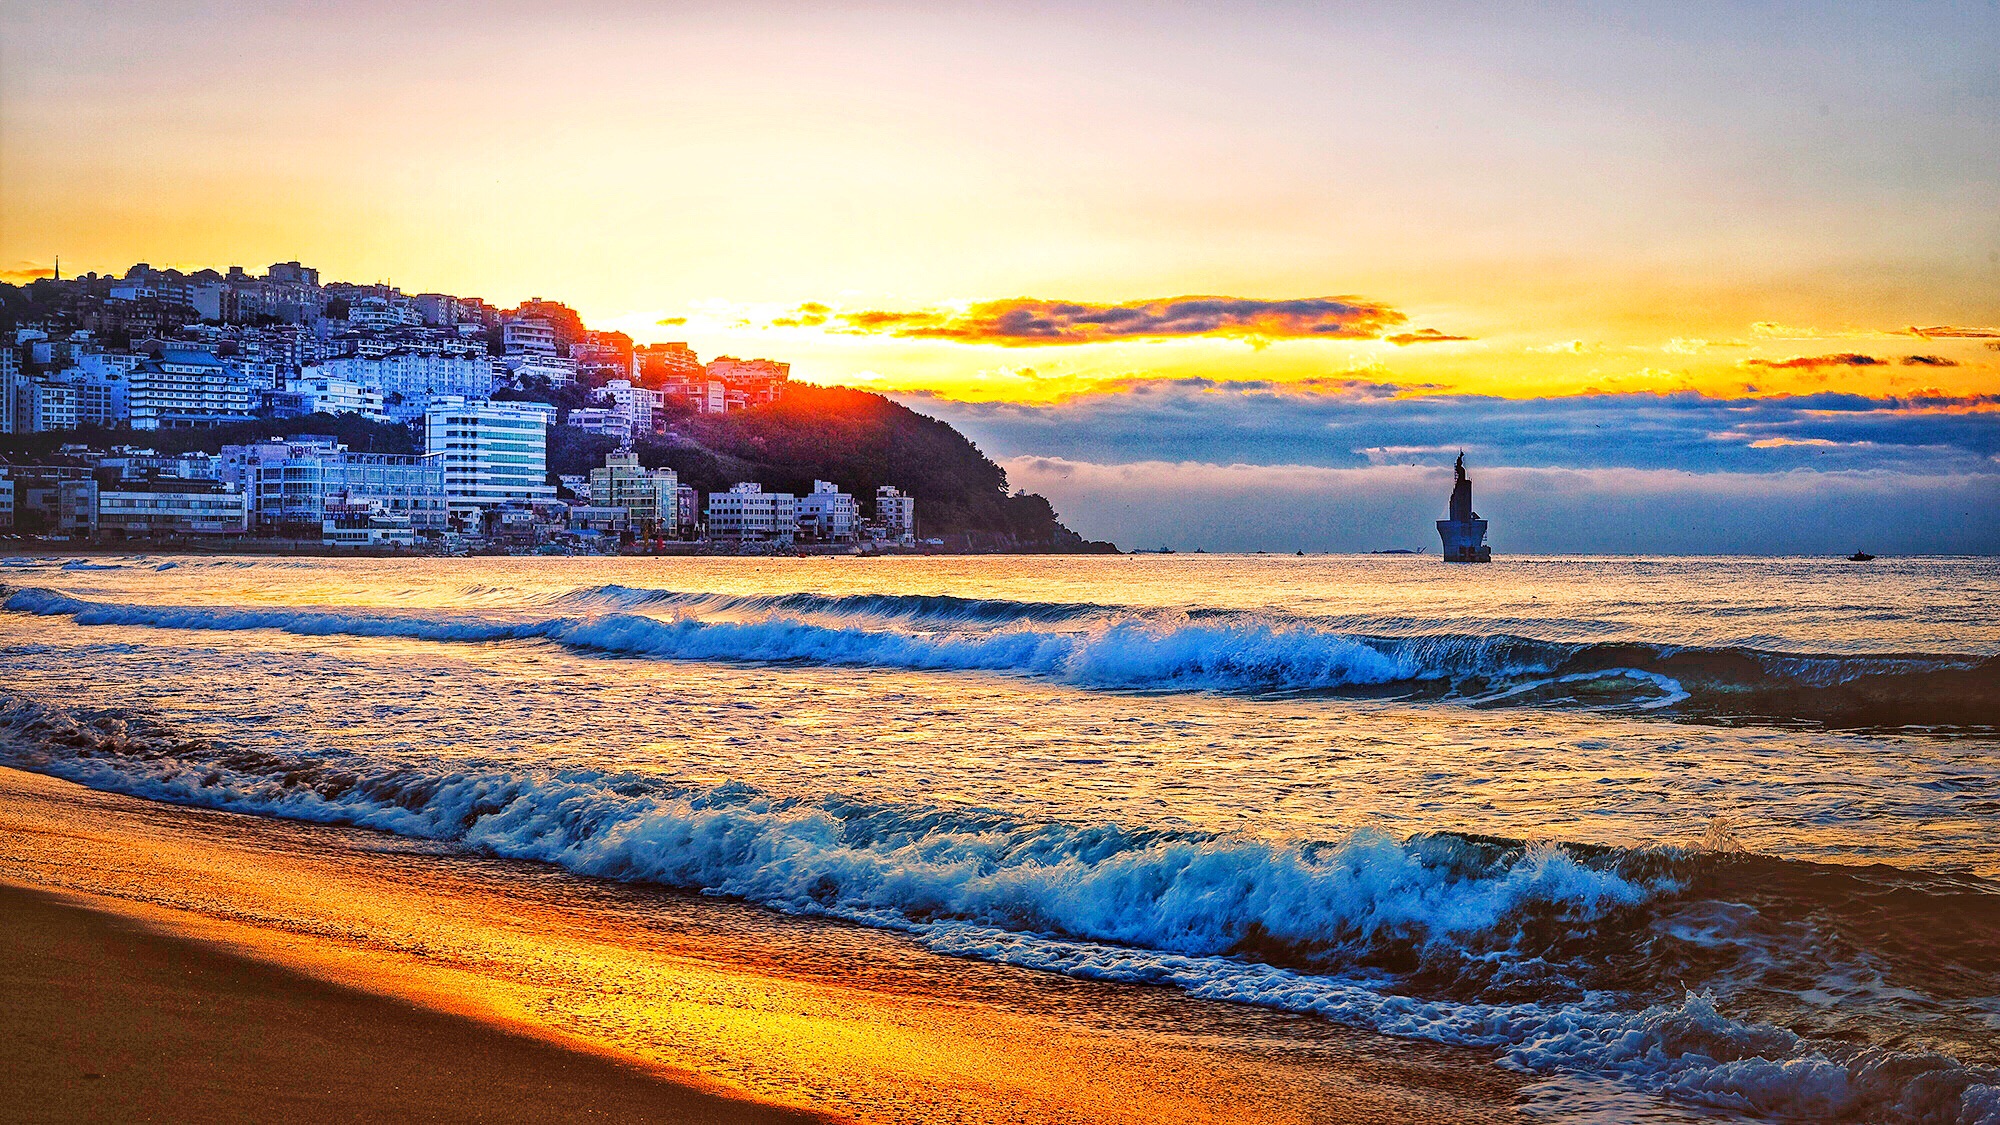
[
  {"xmin": 279, "ymin": 374, "xmax": 387, "ymax": 421},
  {"xmin": 314, "ymin": 351, "xmax": 494, "ymax": 421},
  {"xmin": 128, "ymin": 349, "xmax": 254, "ymax": 430},
  {"xmin": 599, "ymin": 378, "xmax": 664, "ymax": 433},
  {"xmin": 569, "ymin": 339, "xmax": 626, "ymax": 382},
  {"xmin": 876, "ymin": 485, "xmax": 917, "ymax": 545},
  {"xmin": 567, "ymin": 407, "xmax": 634, "ymax": 445},
  {"xmin": 705, "ymin": 482, "xmax": 795, "ymax": 544},
  {"xmin": 220, "ymin": 438, "xmax": 449, "ymax": 531},
  {"xmin": 55, "ymin": 366, "xmax": 130, "ymax": 427},
  {"xmin": 266, "ymin": 261, "xmax": 319, "ymax": 286},
  {"xmin": 190, "ymin": 284, "xmax": 237, "ymax": 322},
  {"xmin": 796, "ymin": 480, "xmax": 859, "ymax": 543},
  {"xmin": 2, "ymin": 374, "xmax": 79, "ymax": 433},
  {"xmin": 588, "ymin": 450, "xmax": 679, "ymax": 535},
  {"xmin": 681, "ymin": 379, "xmax": 726, "ymax": 414},
  {"xmin": 496, "ymin": 353, "xmax": 576, "ymax": 389},
  {"xmin": 502, "ymin": 316, "xmax": 559, "ymax": 357},
  {"xmin": 345, "ymin": 297, "xmax": 420, "ymax": 330},
  {"xmin": 423, "ymin": 397, "xmax": 556, "ymax": 521},
  {"xmin": 413, "ymin": 294, "xmax": 459, "ymax": 327}
]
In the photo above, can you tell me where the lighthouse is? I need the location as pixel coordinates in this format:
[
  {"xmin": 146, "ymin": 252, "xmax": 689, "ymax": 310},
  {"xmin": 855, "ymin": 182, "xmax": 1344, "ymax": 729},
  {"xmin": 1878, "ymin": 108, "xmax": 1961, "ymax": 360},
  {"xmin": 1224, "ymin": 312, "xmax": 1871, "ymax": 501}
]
[{"xmin": 1436, "ymin": 453, "xmax": 1492, "ymax": 563}]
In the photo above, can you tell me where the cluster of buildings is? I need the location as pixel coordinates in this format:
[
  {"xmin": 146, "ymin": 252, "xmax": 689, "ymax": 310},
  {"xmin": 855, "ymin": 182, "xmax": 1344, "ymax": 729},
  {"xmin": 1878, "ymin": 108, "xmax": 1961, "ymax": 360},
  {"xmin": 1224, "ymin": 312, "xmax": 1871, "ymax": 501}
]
[
  {"xmin": 1, "ymin": 406, "xmax": 919, "ymax": 552},
  {"xmin": 568, "ymin": 456, "xmax": 917, "ymax": 549},
  {"xmin": 1, "ymin": 261, "xmax": 922, "ymax": 552},
  {"xmin": 3, "ymin": 261, "xmax": 792, "ymax": 437}
]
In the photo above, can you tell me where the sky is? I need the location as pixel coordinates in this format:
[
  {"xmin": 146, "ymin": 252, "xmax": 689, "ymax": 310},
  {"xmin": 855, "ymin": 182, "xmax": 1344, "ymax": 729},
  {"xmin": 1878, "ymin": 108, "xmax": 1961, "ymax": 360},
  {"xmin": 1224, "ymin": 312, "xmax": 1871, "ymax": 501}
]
[{"xmin": 2, "ymin": 1, "xmax": 1996, "ymax": 551}]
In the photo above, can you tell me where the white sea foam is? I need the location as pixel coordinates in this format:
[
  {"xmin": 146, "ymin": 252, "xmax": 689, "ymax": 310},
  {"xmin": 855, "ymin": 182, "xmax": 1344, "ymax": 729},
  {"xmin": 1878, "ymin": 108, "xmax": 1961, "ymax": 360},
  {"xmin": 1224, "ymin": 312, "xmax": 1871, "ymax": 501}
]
[
  {"xmin": 1, "ymin": 587, "xmax": 1599, "ymax": 697},
  {"xmin": 0, "ymin": 691, "xmax": 1992, "ymax": 1124}
]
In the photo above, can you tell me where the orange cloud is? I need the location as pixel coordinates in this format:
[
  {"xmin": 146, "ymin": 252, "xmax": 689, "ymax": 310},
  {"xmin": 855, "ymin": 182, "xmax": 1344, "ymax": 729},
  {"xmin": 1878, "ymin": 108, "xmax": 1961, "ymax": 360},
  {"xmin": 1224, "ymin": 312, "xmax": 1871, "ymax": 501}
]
[
  {"xmin": 1385, "ymin": 328, "xmax": 1474, "ymax": 345},
  {"xmin": 771, "ymin": 301, "xmax": 832, "ymax": 328},
  {"xmin": 1744, "ymin": 353, "xmax": 1886, "ymax": 370},
  {"xmin": 1905, "ymin": 325, "xmax": 2000, "ymax": 339},
  {"xmin": 821, "ymin": 295, "xmax": 1410, "ymax": 345},
  {"xmin": 0, "ymin": 265, "xmax": 56, "ymax": 283},
  {"xmin": 1900, "ymin": 354, "xmax": 1959, "ymax": 367}
]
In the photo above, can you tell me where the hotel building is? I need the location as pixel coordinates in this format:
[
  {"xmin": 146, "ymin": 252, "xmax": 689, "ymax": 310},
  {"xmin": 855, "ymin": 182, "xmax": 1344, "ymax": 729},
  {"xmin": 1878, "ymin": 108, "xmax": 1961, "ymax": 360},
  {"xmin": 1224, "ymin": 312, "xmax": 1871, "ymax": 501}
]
[
  {"xmin": 423, "ymin": 398, "xmax": 556, "ymax": 522},
  {"xmin": 128, "ymin": 349, "xmax": 255, "ymax": 430}
]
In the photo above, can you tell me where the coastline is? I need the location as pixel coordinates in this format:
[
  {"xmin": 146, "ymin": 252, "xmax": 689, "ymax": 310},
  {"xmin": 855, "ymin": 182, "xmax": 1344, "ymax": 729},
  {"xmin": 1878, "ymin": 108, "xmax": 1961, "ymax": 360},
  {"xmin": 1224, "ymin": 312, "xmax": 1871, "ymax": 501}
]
[
  {"xmin": 0, "ymin": 766, "xmax": 1525, "ymax": 1124},
  {"xmin": 0, "ymin": 541, "xmax": 1118, "ymax": 559}
]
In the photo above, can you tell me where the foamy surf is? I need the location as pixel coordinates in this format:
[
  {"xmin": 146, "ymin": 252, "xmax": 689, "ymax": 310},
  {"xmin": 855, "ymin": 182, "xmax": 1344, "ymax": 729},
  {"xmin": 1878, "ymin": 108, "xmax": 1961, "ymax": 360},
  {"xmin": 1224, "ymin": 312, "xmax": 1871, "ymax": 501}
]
[
  {"xmin": 0, "ymin": 691, "xmax": 1993, "ymax": 1124},
  {"xmin": 10, "ymin": 582, "xmax": 1997, "ymax": 726}
]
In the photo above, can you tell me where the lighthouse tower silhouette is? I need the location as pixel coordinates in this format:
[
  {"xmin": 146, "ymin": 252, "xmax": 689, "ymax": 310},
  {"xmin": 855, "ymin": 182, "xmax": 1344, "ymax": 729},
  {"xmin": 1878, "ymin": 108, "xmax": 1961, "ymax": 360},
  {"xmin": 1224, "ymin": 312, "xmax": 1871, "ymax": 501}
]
[{"xmin": 1435, "ymin": 452, "xmax": 1492, "ymax": 563}]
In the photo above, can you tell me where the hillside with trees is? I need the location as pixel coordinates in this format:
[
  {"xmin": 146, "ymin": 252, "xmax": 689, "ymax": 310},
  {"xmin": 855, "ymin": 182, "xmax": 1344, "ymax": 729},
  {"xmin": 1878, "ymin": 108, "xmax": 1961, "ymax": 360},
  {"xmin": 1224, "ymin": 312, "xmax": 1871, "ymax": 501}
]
[
  {"xmin": 538, "ymin": 384, "xmax": 1106, "ymax": 548},
  {"xmin": 633, "ymin": 385, "xmax": 1111, "ymax": 550}
]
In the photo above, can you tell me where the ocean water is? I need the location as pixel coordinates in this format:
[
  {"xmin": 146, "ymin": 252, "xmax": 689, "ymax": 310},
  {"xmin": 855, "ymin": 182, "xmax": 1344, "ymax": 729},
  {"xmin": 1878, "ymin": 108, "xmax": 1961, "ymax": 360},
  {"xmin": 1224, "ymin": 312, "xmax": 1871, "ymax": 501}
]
[{"xmin": 2, "ymin": 553, "xmax": 1996, "ymax": 1123}]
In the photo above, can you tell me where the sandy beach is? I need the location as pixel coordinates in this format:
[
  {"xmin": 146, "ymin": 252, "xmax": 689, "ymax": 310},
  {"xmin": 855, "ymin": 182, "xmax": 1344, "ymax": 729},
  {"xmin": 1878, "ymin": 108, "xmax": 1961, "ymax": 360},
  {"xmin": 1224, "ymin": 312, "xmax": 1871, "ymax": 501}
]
[
  {"xmin": 1, "ymin": 883, "xmax": 823, "ymax": 1124},
  {"xmin": 0, "ymin": 766, "xmax": 1523, "ymax": 1124}
]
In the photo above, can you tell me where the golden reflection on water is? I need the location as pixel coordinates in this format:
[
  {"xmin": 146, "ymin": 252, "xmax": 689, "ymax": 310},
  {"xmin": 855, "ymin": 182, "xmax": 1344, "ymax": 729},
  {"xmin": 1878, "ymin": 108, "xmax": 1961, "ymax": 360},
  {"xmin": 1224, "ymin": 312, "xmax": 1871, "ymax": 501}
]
[{"xmin": 0, "ymin": 769, "xmax": 1519, "ymax": 1125}]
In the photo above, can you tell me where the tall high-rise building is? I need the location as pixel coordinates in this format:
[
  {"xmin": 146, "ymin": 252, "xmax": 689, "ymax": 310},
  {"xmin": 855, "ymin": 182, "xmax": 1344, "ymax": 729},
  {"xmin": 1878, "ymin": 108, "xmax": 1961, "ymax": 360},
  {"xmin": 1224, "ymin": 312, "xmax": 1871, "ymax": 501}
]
[{"xmin": 423, "ymin": 398, "xmax": 556, "ymax": 523}]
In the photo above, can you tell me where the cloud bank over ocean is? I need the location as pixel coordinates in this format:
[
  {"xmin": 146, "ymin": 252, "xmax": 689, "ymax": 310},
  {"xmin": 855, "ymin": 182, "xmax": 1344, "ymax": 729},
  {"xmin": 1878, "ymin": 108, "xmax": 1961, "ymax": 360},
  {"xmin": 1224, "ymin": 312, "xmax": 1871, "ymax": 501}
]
[
  {"xmin": 782, "ymin": 296, "xmax": 1436, "ymax": 345},
  {"xmin": 902, "ymin": 382, "xmax": 2000, "ymax": 552}
]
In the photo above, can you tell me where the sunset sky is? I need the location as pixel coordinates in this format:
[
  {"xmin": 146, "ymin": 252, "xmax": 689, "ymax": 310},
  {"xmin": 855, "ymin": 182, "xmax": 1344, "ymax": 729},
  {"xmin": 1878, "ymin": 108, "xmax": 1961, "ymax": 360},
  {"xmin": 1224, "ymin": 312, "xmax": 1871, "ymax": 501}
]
[{"xmin": 3, "ymin": 1, "xmax": 1995, "ymax": 550}]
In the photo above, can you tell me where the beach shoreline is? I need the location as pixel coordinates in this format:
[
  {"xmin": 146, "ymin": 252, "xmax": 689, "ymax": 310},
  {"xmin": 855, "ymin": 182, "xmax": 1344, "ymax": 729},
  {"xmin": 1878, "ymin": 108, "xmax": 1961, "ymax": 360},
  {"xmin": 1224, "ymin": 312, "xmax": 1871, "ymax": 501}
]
[
  {"xmin": 0, "ymin": 765, "xmax": 1525, "ymax": 1124},
  {"xmin": 0, "ymin": 881, "xmax": 828, "ymax": 1124}
]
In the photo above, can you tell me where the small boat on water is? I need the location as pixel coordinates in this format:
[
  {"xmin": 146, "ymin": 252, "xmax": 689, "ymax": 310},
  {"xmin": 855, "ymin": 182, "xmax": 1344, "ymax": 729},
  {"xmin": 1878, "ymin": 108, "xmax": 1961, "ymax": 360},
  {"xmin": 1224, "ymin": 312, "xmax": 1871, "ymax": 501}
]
[{"xmin": 1848, "ymin": 550, "xmax": 1876, "ymax": 561}]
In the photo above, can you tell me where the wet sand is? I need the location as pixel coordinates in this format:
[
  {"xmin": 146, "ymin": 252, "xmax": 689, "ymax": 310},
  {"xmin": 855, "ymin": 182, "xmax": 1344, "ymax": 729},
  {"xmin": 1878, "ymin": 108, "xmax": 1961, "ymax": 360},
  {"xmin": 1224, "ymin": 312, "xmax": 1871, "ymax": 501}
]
[
  {"xmin": 0, "ymin": 766, "xmax": 1525, "ymax": 1124},
  {"xmin": 1, "ymin": 883, "xmax": 824, "ymax": 1124}
]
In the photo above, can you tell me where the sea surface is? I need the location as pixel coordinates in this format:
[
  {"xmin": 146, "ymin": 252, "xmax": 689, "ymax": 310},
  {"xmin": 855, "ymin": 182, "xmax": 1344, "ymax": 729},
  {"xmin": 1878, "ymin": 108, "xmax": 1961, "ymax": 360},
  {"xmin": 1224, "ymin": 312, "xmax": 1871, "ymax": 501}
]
[{"xmin": 2, "ymin": 553, "xmax": 1996, "ymax": 1123}]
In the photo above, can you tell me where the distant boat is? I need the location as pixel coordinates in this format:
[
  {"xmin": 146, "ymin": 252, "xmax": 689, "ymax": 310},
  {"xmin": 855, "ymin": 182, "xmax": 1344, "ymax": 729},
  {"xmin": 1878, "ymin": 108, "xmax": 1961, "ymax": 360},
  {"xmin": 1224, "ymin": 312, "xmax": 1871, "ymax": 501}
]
[{"xmin": 1847, "ymin": 550, "xmax": 1876, "ymax": 562}]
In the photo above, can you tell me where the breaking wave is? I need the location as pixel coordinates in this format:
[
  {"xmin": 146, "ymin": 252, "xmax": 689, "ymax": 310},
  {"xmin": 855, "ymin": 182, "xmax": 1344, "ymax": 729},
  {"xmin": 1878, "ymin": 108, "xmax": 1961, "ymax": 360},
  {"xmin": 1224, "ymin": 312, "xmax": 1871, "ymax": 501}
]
[
  {"xmin": 1, "ymin": 692, "xmax": 1994, "ymax": 1123},
  {"xmin": 6, "ymin": 584, "xmax": 1997, "ymax": 727}
]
